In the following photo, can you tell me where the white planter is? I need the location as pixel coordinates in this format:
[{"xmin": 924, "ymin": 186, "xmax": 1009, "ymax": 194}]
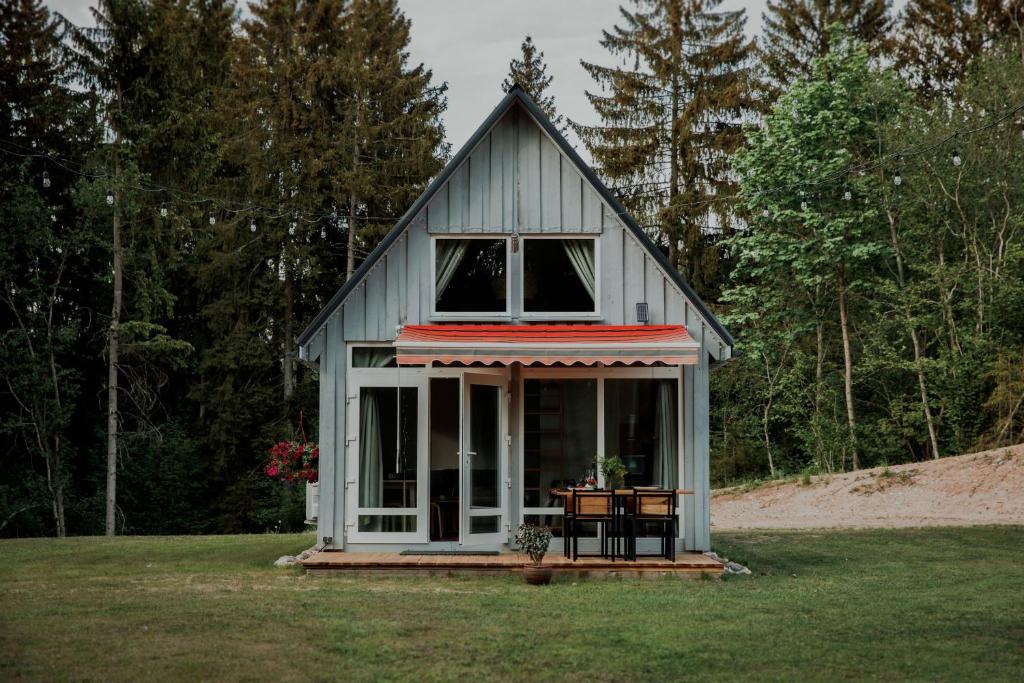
[{"xmin": 305, "ymin": 481, "xmax": 319, "ymax": 523}]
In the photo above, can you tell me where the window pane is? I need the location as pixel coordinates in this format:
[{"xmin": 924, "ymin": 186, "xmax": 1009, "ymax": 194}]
[
  {"xmin": 523, "ymin": 239, "xmax": 595, "ymax": 312},
  {"xmin": 358, "ymin": 386, "xmax": 417, "ymax": 511},
  {"xmin": 358, "ymin": 515, "xmax": 417, "ymax": 532},
  {"xmin": 435, "ymin": 239, "xmax": 506, "ymax": 312},
  {"xmin": 469, "ymin": 384, "xmax": 499, "ymax": 509},
  {"xmin": 523, "ymin": 379, "xmax": 597, "ymax": 508},
  {"xmin": 470, "ymin": 515, "xmax": 500, "ymax": 534},
  {"xmin": 603, "ymin": 379, "xmax": 678, "ymax": 488},
  {"xmin": 352, "ymin": 347, "xmax": 397, "ymax": 368}
]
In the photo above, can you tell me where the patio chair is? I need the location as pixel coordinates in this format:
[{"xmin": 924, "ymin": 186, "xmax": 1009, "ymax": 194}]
[
  {"xmin": 627, "ymin": 490, "xmax": 677, "ymax": 561},
  {"xmin": 570, "ymin": 490, "xmax": 615, "ymax": 561}
]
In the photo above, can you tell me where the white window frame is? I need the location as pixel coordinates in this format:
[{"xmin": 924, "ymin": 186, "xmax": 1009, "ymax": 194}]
[
  {"xmin": 517, "ymin": 366, "xmax": 684, "ymax": 537},
  {"xmin": 519, "ymin": 235, "xmax": 601, "ymax": 320},
  {"xmin": 430, "ymin": 235, "xmax": 512, "ymax": 320}
]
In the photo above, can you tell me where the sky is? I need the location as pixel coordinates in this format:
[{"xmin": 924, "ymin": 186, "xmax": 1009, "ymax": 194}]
[{"xmin": 46, "ymin": 0, "xmax": 903, "ymax": 155}]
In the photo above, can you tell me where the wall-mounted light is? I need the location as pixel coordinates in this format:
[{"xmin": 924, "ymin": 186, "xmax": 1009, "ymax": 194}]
[{"xmin": 635, "ymin": 302, "xmax": 649, "ymax": 324}]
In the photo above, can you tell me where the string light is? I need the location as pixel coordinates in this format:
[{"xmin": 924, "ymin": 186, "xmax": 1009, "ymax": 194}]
[
  {"xmin": 208, "ymin": 211, "xmax": 216, "ymax": 226},
  {"xmin": 762, "ymin": 207, "xmax": 770, "ymax": 218},
  {"xmin": 250, "ymin": 217, "xmax": 257, "ymax": 233},
  {"xmin": 799, "ymin": 191, "xmax": 807, "ymax": 211},
  {"xmin": 843, "ymin": 184, "xmax": 852, "ymax": 202},
  {"xmin": 106, "ymin": 189, "xmax": 114, "ymax": 205},
  {"xmin": 160, "ymin": 203, "xmax": 168, "ymax": 217},
  {"xmin": 952, "ymin": 135, "xmax": 962, "ymax": 167},
  {"xmin": 42, "ymin": 171, "xmax": 51, "ymax": 188},
  {"xmin": 320, "ymin": 227, "xmax": 327, "ymax": 239}
]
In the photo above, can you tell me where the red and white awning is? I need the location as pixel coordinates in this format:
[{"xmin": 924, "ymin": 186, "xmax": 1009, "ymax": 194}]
[{"xmin": 394, "ymin": 324, "xmax": 698, "ymax": 366}]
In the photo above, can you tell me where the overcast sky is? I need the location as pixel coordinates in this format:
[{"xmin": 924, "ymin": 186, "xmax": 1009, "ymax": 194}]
[{"xmin": 47, "ymin": 1, "xmax": 905, "ymax": 155}]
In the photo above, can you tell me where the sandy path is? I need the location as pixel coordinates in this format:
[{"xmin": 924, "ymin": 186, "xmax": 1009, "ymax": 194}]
[{"xmin": 711, "ymin": 444, "xmax": 1024, "ymax": 529}]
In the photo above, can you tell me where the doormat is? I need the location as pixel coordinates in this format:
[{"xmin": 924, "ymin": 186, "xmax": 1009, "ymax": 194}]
[{"xmin": 399, "ymin": 550, "xmax": 500, "ymax": 556}]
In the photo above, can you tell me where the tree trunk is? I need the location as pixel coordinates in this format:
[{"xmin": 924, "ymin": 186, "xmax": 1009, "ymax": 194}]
[
  {"xmin": 283, "ymin": 264, "xmax": 294, "ymax": 400},
  {"xmin": 887, "ymin": 210, "xmax": 941, "ymax": 460},
  {"xmin": 837, "ymin": 267, "xmax": 858, "ymax": 469},
  {"xmin": 814, "ymin": 316, "xmax": 827, "ymax": 471},
  {"xmin": 346, "ymin": 103, "xmax": 361, "ymax": 280},
  {"xmin": 105, "ymin": 144, "xmax": 123, "ymax": 537}
]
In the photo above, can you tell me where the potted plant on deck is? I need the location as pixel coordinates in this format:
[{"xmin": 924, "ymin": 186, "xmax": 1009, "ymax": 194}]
[
  {"xmin": 600, "ymin": 455, "xmax": 627, "ymax": 490},
  {"xmin": 515, "ymin": 523, "xmax": 554, "ymax": 585}
]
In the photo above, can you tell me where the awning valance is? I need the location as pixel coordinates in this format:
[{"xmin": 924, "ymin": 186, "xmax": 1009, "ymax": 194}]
[{"xmin": 394, "ymin": 324, "xmax": 699, "ymax": 366}]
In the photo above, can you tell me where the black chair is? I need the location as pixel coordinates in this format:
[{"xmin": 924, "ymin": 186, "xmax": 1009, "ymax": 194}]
[
  {"xmin": 570, "ymin": 491, "xmax": 615, "ymax": 561},
  {"xmin": 626, "ymin": 490, "xmax": 677, "ymax": 561}
]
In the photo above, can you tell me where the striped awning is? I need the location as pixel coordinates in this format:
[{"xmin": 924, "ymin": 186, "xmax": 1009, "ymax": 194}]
[{"xmin": 394, "ymin": 324, "xmax": 699, "ymax": 366}]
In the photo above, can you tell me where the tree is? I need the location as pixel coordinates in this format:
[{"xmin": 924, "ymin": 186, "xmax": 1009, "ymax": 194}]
[
  {"xmin": 759, "ymin": 0, "xmax": 892, "ymax": 90},
  {"xmin": 0, "ymin": 0, "xmax": 98, "ymax": 537},
  {"xmin": 891, "ymin": 0, "xmax": 1024, "ymax": 99},
  {"xmin": 574, "ymin": 0, "xmax": 759, "ymax": 300},
  {"xmin": 66, "ymin": 0, "xmax": 220, "ymax": 534},
  {"xmin": 729, "ymin": 34, "xmax": 902, "ymax": 471},
  {"xmin": 502, "ymin": 35, "xmax": 565, "ymax": 133}
]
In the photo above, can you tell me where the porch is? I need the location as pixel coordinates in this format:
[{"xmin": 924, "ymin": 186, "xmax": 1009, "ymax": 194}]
[{"xmin": 301, "ymin": 549, "xmax": 724, "ymax": 578}]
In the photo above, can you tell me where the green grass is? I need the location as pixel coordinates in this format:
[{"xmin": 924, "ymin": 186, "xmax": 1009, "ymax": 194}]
[{"xmin": 1, "ymin": 528, "xmax": 1022, "ymax": 682}]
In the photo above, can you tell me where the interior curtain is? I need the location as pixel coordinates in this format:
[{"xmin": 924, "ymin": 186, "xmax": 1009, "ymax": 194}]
[
  {"xmin": 562, "ymin": 239, "xmax": 596, "ymax": 300},
  {"xmin": 653, "ymin": 380, "xmax": 678, "ymax": 489},
  {"xmin": 358, "ymin": 389, "xmax": 383, "ymax": 532},
  {"xmin": 435, "ymin": 239, "xmax": 469, "ymax": 298}
]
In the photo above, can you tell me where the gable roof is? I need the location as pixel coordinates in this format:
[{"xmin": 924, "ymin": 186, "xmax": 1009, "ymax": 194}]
[{"xmin": 297, "ymin": 85, "xmax": 733, "ymax": 350}]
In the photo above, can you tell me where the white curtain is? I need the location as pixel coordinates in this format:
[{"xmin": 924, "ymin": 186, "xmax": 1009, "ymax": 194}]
[
  {"xmin": 562, "ymin": 239, "xmax": 596, "ymax": 300},
  {"xmin": 653, "ymin": 380, "xmax": 678, "ymax": 489},
  {"xmin": 358, "ymin": 389, "xmax": 383, "ymax": 532},
  {"xmin": 435, "ymin": 239, "xmax": 469, "ymax": 298}
]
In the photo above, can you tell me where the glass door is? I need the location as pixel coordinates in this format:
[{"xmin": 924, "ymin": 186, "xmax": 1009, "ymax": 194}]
[{"xmin": 461, "ymin": 373, "xmax": 508, "ymax": 545}]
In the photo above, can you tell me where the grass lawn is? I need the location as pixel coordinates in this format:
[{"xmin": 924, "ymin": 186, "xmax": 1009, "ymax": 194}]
[{"xmin": 1, "ymin": 527, "xmax": 1022, "ymax": 682}]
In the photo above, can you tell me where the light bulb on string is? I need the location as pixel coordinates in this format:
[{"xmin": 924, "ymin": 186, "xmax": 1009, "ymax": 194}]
[
  {"xmin": 106, "ymin": 189, "xmax": 114, "ymax": 206},
  {"xmin": 320, "ymin": 227, "xmax": 327, "ymax": 239},
  {"xmin": 208, "ymin": 211, "xmax": 216, "ymax": 226},
  {"xmin": 250, "ymin": 217, "xmax": 257, "ymax": 233},
  {"xmin": 951, "ymin": 134, "xmax": 962, "ymax": 167},
  {"xmin": 762, "ymin": 207, "xmax": 770, "ymax": 218},
  {"xmin": 893, "ymin": 156, "xmax": 903, "ymax": 186},
  {"xmin": 799, "ymin": 191, "xmax": 808, "ymax": 211},
  {"xmin": 160, "ymin": 203, "xmax": 168, "ymax": 218},
  {"xmin": 42, "ymin": 171, "xmax": 51, "ymax": 188},
  {"xmin": 843, "ymin": 185, "xmax": 852, "ymax": 202}
]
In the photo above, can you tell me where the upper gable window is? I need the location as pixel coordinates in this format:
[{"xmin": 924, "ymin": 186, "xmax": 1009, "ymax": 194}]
[
  {"xmin": 434, "ymin": 238, "xmax": 508, "ymax": 314},
  {"xmin": 522, "ymin": 238, "xmax": 596, "ymax": 313}
]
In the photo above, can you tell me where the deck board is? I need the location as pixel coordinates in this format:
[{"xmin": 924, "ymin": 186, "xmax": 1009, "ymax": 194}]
[{"xmin": 301, "ymin": 550, "xmax": 723, "ymax": 576}]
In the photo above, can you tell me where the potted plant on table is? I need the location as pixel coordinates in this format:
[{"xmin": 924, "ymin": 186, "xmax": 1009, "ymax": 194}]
[
  {"xmin": 600, "ymin": 455, "xmax": 627, "ymax": 490},
  {"xmin": 515, "ymin": 523, "xmax": 554, "ymax": 585}
]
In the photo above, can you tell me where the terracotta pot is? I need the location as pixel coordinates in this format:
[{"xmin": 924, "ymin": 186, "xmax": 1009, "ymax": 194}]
[{"xmin": 523, "ymin": 563, "xmax": 553, "ymax": 585}]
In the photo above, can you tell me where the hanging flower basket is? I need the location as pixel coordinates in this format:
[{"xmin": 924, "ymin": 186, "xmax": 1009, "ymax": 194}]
[{"xmin": 264, "ymin": 440, "xmax": 319, "ymax": 484}]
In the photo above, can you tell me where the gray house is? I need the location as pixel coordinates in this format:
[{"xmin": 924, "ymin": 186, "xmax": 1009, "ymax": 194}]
[{"xmin": 297, "ymin": 86, "xmax": 733, "ymax": 553}]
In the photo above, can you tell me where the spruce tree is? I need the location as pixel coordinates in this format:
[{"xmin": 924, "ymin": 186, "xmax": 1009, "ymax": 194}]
[
  {"xmin": 759, "ymin": 0, "xmax": 891, "ymax": 90},
  {"xmin": 65, "ymin": 0, "xmax": 225, "ymax": 534},
  {"xmin": 502, "ymin": 35, "xmax": 565, "ymax": 133},
  {"xmin": 891, "ymin": 0, "xmax": 1024, "ymax": 99},
  {"xmin": 574, "ymin": 0, "xmax": 759, "ymax": 300}
]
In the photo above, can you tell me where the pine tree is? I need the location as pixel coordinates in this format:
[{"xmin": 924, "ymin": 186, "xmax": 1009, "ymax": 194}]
[
  {"xmin": 891, "ymin": 0, "xmax": 1024, "ymax": 99},
  {"xmin": 574, "ymin": 0, "xmax": 759, "ymax": 300},
  {"xmin": 199, "ymin": 0, "xmax": 447, "ymax": 529},
  {"xmin": 502, "ymin": 35, "xmax": 565, "ymax": 133},
  {"xmin": 66, "ymin": 0, "xmax": 224, "ymax": 534},
  {"xmin": 759, "ymin": 0, "xmax": 892, "ymax": 90}
]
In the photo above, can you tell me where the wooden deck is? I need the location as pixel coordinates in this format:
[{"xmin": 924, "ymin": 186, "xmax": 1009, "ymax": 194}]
[{"xmin": 301, "ymin": 551, "xmax": 723, "ymax": 578}]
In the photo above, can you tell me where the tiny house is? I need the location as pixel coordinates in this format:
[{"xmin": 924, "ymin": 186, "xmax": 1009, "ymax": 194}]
[{"xmin": 297, "ymin": 86, "xmax": 733, "ymax": 553}]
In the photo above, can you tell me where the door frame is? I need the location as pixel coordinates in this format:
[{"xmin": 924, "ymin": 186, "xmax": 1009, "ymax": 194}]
[{"xmin": 460, "ymin": 369, "xmax": 510, "ymax": 546}]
